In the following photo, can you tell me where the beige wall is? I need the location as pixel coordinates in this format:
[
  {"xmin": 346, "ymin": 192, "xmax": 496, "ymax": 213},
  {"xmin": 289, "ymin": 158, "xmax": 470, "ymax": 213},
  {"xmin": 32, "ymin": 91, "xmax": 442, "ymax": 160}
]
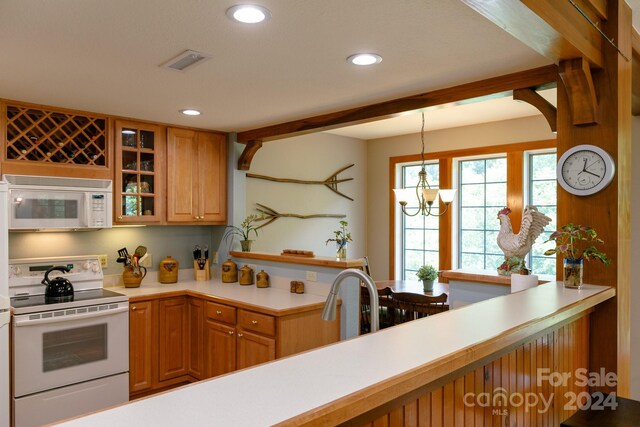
[
  {"xmin": 245, "ymin": 133, "xmax": 367, "ymax": 258},
  {"xmin": 365, "ymin": 115, "xmax": 556, "ymax": 280}
]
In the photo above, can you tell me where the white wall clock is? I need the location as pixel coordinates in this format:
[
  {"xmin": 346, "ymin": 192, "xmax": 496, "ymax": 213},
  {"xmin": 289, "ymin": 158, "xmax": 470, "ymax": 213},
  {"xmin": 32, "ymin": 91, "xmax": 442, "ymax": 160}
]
[{"xmin": 556, "ymin": 144, "xmax": 615, "ymax": 196}]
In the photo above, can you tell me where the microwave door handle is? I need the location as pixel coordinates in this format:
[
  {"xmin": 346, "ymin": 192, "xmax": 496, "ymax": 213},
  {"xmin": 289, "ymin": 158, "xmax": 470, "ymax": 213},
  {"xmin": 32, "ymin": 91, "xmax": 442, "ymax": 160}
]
[{"xmin": 13, "ymin": 305, "xmax": 129, "ymax": 327}]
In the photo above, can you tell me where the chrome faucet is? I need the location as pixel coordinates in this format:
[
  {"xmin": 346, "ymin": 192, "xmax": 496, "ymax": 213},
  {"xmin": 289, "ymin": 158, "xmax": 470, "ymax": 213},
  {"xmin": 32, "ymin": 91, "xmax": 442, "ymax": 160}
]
[{"xmin": 321, "ymin": 268, "xmax": 380, "ymax": 333}]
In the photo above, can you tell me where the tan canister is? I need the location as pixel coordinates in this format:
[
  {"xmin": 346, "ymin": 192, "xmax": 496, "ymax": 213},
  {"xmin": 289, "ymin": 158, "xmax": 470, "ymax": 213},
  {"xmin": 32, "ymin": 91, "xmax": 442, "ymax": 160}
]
[
  {"xmin": 256, "ymin": 270, "xmax": 269, "ymax": 288},
  {"xmin": 159, "ymin": 256, "xmax": 179, "ymax": 283},
  {"xmin": 238, "ymin": 265, "xmax": 254, "ymax": 286},
  {"xmin": 221, "ymin": 258, "xmax": 238, "ymax": 283}
]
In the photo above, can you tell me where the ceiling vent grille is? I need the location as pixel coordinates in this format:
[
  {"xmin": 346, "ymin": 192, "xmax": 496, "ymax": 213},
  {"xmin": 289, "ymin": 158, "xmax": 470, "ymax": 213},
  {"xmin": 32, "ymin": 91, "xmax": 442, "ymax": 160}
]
[{"xmin": 161, "ymin": 50, "xmax": 211, "ymax": 72}]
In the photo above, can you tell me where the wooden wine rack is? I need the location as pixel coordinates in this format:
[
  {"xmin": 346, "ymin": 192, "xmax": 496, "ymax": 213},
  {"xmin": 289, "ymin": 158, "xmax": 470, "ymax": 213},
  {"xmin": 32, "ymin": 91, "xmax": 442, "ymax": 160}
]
[{"xmin": 5, "ymin": 104, "xmax": 107, "ymax": 166}]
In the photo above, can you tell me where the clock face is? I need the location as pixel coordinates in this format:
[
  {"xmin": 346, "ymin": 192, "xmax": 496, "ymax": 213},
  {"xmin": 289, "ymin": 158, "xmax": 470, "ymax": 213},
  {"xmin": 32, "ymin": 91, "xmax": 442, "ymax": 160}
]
[
  {"xmin": 560, "ymin": 150, "xmax": 607, "ymax": 191},
  {"xmin": 556, "ymin": 145, "xmax": 615, "ymax": 196}
]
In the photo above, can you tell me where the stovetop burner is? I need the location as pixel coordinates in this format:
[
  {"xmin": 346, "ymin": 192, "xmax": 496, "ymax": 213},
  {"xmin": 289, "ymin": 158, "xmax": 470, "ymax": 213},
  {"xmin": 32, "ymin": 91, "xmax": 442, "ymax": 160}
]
[{"xmin": 11, "ymin": 288, "xmax": 128, "ymax": 315}]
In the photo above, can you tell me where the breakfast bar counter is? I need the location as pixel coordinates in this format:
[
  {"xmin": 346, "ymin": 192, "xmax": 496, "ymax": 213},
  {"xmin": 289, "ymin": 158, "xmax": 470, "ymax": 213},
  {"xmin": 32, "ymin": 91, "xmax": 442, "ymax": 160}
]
[{"xmin": 59, "ymin": 281, "xmax": 614, "ymax": 426}]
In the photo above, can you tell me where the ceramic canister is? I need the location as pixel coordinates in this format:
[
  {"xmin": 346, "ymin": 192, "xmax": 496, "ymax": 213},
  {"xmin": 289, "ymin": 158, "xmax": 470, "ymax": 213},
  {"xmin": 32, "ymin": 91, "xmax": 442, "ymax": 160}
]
[
  {"xmin": 238, "ymin": 265, "xmax": 254, "ymax": 286},
  {"xmin": 221, "ymin": 258, "xmax": 238, "ymax": 283},
  {"xmin": 158, "ymin": 256, "xmax": 179, "ymax": 283},
  {"xmin": 256, "ymin": 270, "xmax": 269, "ymax": 288}
]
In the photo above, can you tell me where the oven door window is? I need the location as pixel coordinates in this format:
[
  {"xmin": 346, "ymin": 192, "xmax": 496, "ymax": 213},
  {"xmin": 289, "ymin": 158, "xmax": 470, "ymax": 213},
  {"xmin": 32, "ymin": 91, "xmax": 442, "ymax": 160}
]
[{"xmin": 43, "ymin": 324, "xmax": 107, "ymax": 372}]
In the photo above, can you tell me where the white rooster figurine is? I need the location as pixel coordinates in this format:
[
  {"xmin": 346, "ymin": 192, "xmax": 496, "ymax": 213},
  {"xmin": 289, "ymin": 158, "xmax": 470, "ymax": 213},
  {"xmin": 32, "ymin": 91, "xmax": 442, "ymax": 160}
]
[{"xmin": 496, "ymin": 206, "xmax": 552, "ymax": 275}]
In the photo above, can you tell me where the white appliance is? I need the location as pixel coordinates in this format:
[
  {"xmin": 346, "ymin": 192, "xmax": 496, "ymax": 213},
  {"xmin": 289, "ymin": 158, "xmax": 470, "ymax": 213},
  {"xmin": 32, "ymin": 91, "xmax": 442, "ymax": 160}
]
[
  {"xmin": 9, "ymin": 256, "xmax": 128, "ymax": 427},
  {"xmin": 0, "ymin": 181, "xmax": 10, "ymax": 427},
  {"xmin": 3, "ymin": 174, "xmax": 112, "ymax": 230}
]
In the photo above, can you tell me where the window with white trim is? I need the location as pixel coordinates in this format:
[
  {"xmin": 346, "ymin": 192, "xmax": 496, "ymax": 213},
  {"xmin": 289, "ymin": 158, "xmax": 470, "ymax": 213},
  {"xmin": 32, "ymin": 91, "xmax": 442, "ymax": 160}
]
[
  {"xmin": 400, "ymin": 162, "xmax": 439, "ymax": 279},
  {"xmin": 526, "ymin": 151, "xmax": 557, "ymax": 275},
  {"xmin": 458, "ymin": 157, "xmax": 507, "ymax": 269}
]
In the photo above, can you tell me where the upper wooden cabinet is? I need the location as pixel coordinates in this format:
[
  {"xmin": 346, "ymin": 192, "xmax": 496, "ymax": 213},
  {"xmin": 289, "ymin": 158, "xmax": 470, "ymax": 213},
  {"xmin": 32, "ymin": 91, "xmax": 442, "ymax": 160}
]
[
  {"xmin": 114, "ymin": 120, "xmax": 165, "ymax": 223},
  {"xmin": 1, "ymin": 100, "xmax": 111, "ymax": 179},
  {"xmin": 166, "ymin": 128, "xmax": 226, "ymax": 224}
]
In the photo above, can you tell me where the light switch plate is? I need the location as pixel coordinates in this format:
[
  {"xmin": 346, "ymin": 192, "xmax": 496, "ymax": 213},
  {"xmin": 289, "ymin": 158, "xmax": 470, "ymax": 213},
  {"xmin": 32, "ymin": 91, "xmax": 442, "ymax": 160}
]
[
  {"xmin": 306, "ymin": 271, "xmax": 317, "ymax": 282},
  {"xmin": 140, "ymin": 254, "xmax": 153, "ymax": 268}
]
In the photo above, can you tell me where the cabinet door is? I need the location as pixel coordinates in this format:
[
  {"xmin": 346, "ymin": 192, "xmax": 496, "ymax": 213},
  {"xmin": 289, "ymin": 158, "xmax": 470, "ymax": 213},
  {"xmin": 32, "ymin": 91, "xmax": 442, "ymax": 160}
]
[
  {"xmin": 158, "ymin": 297, "xmax": 189, "ymax": 382},
  {"xmin": 236, "ymin": 330, "xmax": 275, "ymax": 370},
  {"xmin": 197, "ymin": 132, "xmax": 227, "ymax": 223},
  {"xmin": 166, "ymin": 128, "xmax": 198, "ymax": 223},
  {"xmin": 205, "ymin": 320, "xmax": 236, "ymax": 378},
  {"xmin": 188, "ymin": 298, "xmax": 205, "ymax": 380},
  {"xmin": 129, "ymin": 300, "xmax": 155, "ymax": 394},
  {"xmin": 114, "ymin": 120, "xmax": 164, "ymax": 223}
]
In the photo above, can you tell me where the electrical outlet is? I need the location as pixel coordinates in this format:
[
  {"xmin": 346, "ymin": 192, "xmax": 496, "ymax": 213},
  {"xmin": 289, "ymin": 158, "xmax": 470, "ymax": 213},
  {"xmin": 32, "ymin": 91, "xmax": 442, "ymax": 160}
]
[
  {"xmin": 306, "ymin": 271, "xmax": 317, "ymax": 282},
  {"xmin": 140, "ymin": 253, "xmax": 153, "ymax": 268},
  {"xmin": 212, "ymin": 251, "xmax": 218, "ymax": 264},
  {"xmin": 98, "ymin": 255, "xmax": 108, "ymax": 268}
]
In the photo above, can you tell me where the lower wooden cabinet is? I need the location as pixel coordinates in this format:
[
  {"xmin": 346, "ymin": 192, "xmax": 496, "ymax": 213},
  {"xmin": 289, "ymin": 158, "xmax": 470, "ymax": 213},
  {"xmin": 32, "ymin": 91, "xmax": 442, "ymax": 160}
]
[
  {"xmin": 129, "ymin": 300, "xmax": 155, "ymax": 394},
  {"xmin": 129, "ymin": 293, "xmax": 339, "ymax": 398}
]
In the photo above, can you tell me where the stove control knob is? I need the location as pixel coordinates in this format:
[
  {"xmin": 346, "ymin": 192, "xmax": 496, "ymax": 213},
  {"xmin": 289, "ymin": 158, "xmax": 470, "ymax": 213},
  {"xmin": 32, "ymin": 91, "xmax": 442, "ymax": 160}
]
[
  {"xmin": 92, "ymin": 263, "xmax": 100, "ymax": 273},
  {"xmin": 9, "ymin": 266, "xmax": 21, "ymax": 277},
  {"xmin": 83, "ymin": 262, "xmax": 92, "ymax": 271}
]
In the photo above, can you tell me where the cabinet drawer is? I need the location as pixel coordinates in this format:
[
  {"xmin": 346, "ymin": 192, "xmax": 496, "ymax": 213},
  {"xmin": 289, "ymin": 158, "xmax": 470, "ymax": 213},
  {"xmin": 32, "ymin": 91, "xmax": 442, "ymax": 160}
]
[
  {"xmin": 206, "ymin": 302, "xmax": 236, "ymax": 325},
  {"xmin": 238, "ymin": 310, "xmax": 275, "ymax": 337}
]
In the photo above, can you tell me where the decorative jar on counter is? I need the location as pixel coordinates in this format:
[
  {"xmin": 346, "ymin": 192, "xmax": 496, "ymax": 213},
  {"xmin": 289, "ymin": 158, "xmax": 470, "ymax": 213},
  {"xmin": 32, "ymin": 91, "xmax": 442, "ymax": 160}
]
[
  {"xmin": 159, "ymin": 256, "xmax": 178, "ymax": 283},
  {"xmin": 238, "ymin": 265, "xmax": 254, "ymax": 286},
  {"xmin": 256, "ymin": 270, "xmax": 269, "ymax": 288},
  {"xmin": 222, "ymin": 259, "xmax": 238, "ymax": 283}
]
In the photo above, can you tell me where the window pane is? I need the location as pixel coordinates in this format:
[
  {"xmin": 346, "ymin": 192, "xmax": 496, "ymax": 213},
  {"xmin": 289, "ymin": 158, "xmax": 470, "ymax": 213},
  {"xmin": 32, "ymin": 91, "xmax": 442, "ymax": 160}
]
[
  {"xmin": 461, "ymin": 184, "xmax": 485, "ymax": 206},
  {"xmin": 461, "ymin": 230, "xmax": 484, "ymax": 253},
  {"xmin": 399, "ymin": 162, "xmax": 440, "ymax": 278},
  {"xmin": 527, "ymin": 152, "xmax": 558, "ymax": 275},
  {"xmin": 458, "ymin": 157, "xmax": 507, "ymax": 269},
  {"xmin": 461, "ymin": 160, "xmax": 485, "ymax": 184},
  {"xmin": 461, "ymin": 207, "xmax": 484, "ymax": 230}
]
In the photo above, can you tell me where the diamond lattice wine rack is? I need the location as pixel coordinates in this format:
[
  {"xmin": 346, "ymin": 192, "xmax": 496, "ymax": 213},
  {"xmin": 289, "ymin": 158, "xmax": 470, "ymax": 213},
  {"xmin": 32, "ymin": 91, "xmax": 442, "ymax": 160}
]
[{"xmin": 5, "ymin": 104, "xmax": 107, "ymax": 166}]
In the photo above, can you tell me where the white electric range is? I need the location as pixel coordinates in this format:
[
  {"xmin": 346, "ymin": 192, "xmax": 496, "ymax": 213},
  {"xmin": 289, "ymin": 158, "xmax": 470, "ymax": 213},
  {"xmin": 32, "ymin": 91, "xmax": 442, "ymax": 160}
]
[{"xmin": 9, "ymin": 256, "xmax": 129, "ymax": 427}]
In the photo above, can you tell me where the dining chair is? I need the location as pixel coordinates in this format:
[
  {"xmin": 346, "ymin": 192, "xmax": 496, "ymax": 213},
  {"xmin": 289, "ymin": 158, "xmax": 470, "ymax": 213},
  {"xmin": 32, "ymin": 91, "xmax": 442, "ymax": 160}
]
[
  {"xmin": 360, "ymin": 285, "xmax": 394, "ymax": 334},
  {"xmin": 388, "ymin": 292, "xmax": 449, "ymax": 324}
]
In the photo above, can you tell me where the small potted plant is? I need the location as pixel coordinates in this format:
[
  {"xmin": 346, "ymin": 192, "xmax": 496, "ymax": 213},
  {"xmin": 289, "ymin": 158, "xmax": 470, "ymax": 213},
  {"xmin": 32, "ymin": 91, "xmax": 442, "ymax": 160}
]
[
  {"xmin": 325, "ymin": 220, "xmax": 352, "ymax": 260},
  {"xmin": 416, "ymin": 264, "xmax": 438, "ymax": 292},
  {"xmin": 223, "ymin": 214, "xmax": 263, "ymax": 252},
  {"xmin": 544, "ymin": 224, "xmax": 610, "ymax": 289}
]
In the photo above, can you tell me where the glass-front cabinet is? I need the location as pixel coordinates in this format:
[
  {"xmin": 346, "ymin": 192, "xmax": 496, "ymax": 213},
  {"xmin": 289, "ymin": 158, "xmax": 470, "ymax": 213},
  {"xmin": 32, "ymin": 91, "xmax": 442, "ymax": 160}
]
[{"xmin": 114, "ymin": 120, "xmax": 164, "ymax": 223}]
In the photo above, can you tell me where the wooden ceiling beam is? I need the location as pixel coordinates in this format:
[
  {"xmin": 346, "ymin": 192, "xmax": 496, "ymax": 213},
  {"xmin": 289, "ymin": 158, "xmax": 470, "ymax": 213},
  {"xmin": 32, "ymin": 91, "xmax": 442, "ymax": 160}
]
[
  {"xmin": 461, "ymin": 0, "xmax": 604, "ymax": 68},
  {"xmin": 236, "ymin": 65, "xmax": 557, "ymax": 144}
]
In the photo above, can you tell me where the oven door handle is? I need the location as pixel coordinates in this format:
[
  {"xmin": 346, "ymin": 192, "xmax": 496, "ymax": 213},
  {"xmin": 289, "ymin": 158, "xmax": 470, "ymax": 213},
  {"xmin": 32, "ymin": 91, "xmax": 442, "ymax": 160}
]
[{"xmin": 14, "ymin": 305, "xmax": 129, "ymax": 327}]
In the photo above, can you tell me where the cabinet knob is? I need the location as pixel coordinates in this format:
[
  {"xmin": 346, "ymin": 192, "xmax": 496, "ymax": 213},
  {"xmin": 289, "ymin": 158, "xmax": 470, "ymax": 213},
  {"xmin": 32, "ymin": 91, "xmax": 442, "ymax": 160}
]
[
  {"xmin": 216, "ymin": 310, "xmax": 222, "ymax": 315},
  {"xmin": 132, "ymin": 306, "xmax": 137, "ymax": 311},
  {"xmin": 238, "ymin": 333, "xmax": 243, "ymax": 338},
  {"xmin": 228, "ymin": 330, "xmax": 234, "ymax": 335},
  {"xmin": 251, "ymin": 320, "xmax": 258, "ymax": 325},
  {"xmin": 118, "ymin": 215, "xmax": 123, "ymax": 220}
]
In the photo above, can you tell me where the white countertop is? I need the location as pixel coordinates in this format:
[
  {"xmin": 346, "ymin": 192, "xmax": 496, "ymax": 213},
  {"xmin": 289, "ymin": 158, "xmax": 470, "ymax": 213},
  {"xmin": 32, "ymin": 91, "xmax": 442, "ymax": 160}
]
[
  {"xmin": 107, "ymin": 278, "xmax": 329, "ymax": 314},
  {"xmin": 59, "ymin": 281, "xmax": 613, "ymax": 427}
]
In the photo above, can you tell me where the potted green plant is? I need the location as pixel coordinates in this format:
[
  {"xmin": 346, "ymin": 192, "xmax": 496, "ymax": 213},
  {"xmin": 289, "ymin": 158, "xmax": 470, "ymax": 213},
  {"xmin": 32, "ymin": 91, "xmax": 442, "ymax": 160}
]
[
  {"xmin": 325, "ymin": 220, "xmax": 352, "ymax": 260},
  {"xmin": 416, "ymin": 264, "xmax": 438, "ymax": 292},
  {"xmin": 223, "ymin": 214, "xmax": 263, "ymax": 252},
  {"xmin": 543, "ymin": 224, "xmax": 610, "ymax": 289}
]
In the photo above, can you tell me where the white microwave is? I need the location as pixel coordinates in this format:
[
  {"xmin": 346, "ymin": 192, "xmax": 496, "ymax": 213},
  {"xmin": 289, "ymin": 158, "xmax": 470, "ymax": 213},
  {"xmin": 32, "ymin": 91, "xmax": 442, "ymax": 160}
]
[{"xmin": 3, "ymin": 175, "xmax": 112, "ymax": 230}]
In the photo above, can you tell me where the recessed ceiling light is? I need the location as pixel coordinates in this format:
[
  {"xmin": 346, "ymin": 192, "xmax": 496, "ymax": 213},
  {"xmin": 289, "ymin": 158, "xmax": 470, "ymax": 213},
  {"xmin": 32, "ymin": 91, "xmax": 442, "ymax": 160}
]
[
  {"xmin": 226, "ymin": 5, "xmax": 271, "ymax": 24},
  {"xmin": 180, "ymin": 109, "xmax": 201, "ymax": 116},
  {"xmin": 347, "ymin": 53, "xmax": 382, "ymax": 66}
]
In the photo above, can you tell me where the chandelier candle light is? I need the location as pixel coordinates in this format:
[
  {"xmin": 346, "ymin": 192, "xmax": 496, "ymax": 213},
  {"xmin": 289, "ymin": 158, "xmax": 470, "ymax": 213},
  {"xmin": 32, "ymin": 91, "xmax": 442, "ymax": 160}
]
[{"xmin": 393, "ymin": 111, "xmax": 456, "ymax": 217}]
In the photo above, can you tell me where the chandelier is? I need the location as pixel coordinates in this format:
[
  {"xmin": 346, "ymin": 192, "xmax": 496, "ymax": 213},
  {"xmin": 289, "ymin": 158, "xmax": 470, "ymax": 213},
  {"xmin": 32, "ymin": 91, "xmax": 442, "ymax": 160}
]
[{"xmin": 393, "ymin": 111, "xmax": 456, "ymax": 217}]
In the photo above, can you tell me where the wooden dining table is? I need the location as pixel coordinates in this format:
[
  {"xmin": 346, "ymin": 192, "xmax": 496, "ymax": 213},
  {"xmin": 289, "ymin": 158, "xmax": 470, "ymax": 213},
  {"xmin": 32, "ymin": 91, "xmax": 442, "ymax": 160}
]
[{"xmin": 374, "ymin": 280, "xmax": 450, "ymax": 304}]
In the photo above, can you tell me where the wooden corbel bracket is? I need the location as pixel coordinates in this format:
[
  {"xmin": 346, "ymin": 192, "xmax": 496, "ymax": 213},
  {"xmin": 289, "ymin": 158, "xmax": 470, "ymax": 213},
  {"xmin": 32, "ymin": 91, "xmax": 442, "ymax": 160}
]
[
  {"xmin": 237, "ymin": 140, "xmax": 263, "ymax": 170},
  {"xmin": 513, "ymin": 88, "xmax": 557, "ymax": 132},
  {"xmin": 558, "ymin": 57, "xmax": 598, "ymax": 125}
]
